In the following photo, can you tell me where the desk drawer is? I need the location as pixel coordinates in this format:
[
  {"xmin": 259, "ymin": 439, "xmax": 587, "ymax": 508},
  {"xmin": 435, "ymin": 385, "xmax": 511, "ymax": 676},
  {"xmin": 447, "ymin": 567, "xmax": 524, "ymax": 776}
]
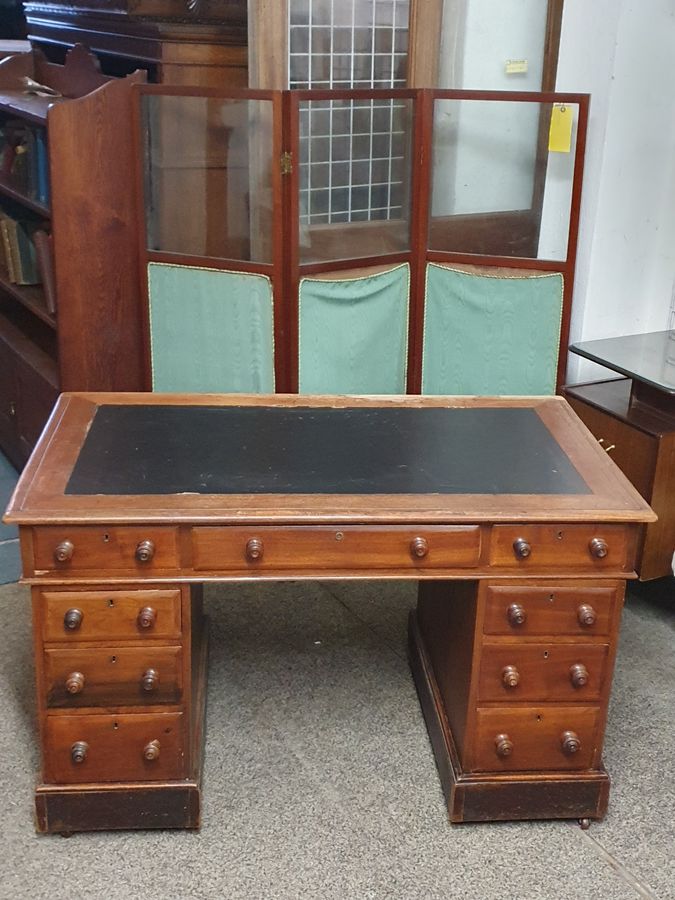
[
  {"xmin": 489, "ymin": 525, "xmax": 632, "ymax": 571},
  {"xmin": 32, "ymin": 526, "xmax": 180, "ymax": 574},
  {"xmin": 44, "ymin": 646, "xmax": 183, "ymax": 708},
  {"xmin": 192, "ymin": 525, "xmax": 482, "ymax": 572},
  {"xmin": 473, "ymin": 706, "xmax": 600, "ymax": 773},
  {"xmin": 41, "ymin": 589, "xmax": 182, "ymax": 642},
  {"xmin": 478, "ymin": 643, "xmax": 609, "ymax": 702},
  {"xmin": 483, "ymin": 583, "xmax": 618, "ymax": 636},
  {"xmin": 44, "ymin": 712, "xmax": 185, "ymax": 784}
]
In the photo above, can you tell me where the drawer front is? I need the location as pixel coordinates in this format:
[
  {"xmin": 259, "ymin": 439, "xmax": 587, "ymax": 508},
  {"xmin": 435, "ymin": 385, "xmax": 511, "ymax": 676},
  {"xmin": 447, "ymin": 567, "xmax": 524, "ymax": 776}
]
[
  {"xmin": 483, "ymin": 583, "xmax": 618, "ymax": 636},
  {"xmin": 44, "ymin": 712, "xmax": 185, "ymax": 784},
  {"xmin": 489, "ymin": 524, "xmax": 632, "ymax": 571},
  {"xmin": 41, "ymin": 589, "xmax": 182, "ymax": 642},
  {"xmin": 44, "ymin": 646, "xmax": 183, "ymax": 708},
  {"xmin": 473, "ymin": 706, "xmax": 600, "ymax": 773},
  {"xmin": 192, "ymin": 525, "xmax": 482, "ymax": 572},
  {"xmin": 478, "ymin": 643, "xmax": 609, "ymax": 702},
  {"xmin": 32, "ymin": 526, "xmax": 180, "ymax": 574},
  {"xmin": 566, "ymin": 395, "xmax": 657, "ymax": 499}
]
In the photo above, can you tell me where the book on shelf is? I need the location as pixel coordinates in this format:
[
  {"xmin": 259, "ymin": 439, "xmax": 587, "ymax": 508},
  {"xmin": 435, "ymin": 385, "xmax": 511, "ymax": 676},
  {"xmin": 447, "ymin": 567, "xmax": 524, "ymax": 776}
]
[
  {"xmin": 0, "ymin": 216, "xmax": 17, "ymax": 282},
  {"xmin": 0, "ymin": 211, "xmax": 43, "ymax": 286},
  {"xmin": 33, "ymin": 229, "xmax": 56, "ymax": 313},
  {"xmin": 0, "ymin": 120, "xmax": 50, "ymax": 205}
]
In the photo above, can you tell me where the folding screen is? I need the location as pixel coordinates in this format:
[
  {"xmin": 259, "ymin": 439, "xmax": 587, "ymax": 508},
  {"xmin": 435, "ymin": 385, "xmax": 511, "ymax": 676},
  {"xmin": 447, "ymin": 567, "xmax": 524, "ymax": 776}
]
[{"xmin": 135, "ymin": 86, "xmax": 587, "ymax": 396}]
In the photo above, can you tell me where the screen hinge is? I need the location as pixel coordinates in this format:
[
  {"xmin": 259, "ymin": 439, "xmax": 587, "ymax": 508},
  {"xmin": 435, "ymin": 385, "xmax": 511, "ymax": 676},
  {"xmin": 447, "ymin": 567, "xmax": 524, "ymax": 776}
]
[{"xmin": 280, "ymin": 151, "xmax": 293, "ymax": 175}]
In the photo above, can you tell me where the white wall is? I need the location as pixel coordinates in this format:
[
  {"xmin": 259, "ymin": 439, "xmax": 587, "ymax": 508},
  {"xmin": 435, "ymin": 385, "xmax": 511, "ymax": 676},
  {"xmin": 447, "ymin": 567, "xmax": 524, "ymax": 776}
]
[{"xmin": 556, "ymin": 0, "xmax": 675, "ymax": 382}]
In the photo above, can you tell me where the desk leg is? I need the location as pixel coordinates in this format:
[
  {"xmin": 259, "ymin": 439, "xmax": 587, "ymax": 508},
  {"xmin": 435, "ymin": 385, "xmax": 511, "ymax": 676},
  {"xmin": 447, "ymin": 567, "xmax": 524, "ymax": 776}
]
[
  {"xmin": 32, "ymin": 584, "xmax": 208, "ymax": 833},
  {"xmin": 409, "ymin": 580, "xmax": 621, "ymax": 823}
]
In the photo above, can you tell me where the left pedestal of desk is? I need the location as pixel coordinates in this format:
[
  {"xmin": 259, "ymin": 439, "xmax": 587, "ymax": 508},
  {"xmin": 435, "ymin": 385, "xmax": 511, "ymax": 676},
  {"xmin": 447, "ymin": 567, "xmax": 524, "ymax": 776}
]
[{"xmin": 30, "ymin": 583, "xmax": 207, "ymax": 834}]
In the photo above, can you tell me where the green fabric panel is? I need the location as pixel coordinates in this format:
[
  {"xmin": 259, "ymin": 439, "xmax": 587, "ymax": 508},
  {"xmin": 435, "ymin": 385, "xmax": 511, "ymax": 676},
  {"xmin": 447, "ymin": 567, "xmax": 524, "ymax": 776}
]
[
  {"xmin": 299, "ymin": 264, "xmax": 409, "ymax": 394},
  {"xmin": 422, "ymin": 265, "xmax": 563, "ymax": 395},
  {"xmin": 148, "ymin": 263, "xmax": 275, "ymax": 393}
]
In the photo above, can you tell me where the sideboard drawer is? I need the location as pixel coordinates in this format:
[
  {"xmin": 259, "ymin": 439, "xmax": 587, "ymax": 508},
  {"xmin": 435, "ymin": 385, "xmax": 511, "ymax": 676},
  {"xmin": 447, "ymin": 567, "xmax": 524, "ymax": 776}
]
[
  {"xmin": 473, "ymin": 706, "xmax": 600, "ymax": 773},
  {"xmin": 32, "ymin": 526, "xmax": 180, "ymax": 574},
  {"xmin": 483, "ymin": 583, "xmax": 619, "ymax": 636},
  {"xmin": 192, "ymin": 525, "xmax": 482, "ymax": 572},
  {"xmin": 489, "ymin": 524, "xmax": 633, "ymax": 571},
  {"xmin": 44, "ymin": 646, "xmax": 183, "ymax": 708},
  {"xmin": 478, "ymin": 643, "xmax": 609, "ymax": 702},
  {"xmin": 41, "ymin": 589, "xmax": 182, "ymax": 642},
  {"xmin": 43, "ymin": 712, "xmax": 185, "ymax": 784}
]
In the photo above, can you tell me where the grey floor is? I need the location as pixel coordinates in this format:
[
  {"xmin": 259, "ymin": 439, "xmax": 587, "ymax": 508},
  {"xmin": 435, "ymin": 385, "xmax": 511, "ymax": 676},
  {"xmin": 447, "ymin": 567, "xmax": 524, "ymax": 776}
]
[{"xmin": 0, "ymin": 574, "xmax": 673, "ymax": 900}]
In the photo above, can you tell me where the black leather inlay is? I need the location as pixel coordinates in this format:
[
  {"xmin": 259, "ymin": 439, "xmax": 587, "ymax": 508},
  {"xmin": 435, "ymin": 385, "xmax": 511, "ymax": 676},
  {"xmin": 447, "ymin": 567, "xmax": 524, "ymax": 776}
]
[{"xmin": 65, "ymin": 405, "xmax": 590, "ymax": 496}]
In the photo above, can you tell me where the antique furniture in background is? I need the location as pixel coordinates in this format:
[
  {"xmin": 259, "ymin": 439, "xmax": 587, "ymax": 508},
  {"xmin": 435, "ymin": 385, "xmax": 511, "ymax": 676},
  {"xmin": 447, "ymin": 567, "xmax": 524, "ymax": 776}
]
[
  {"xmin": 564, "ymin": 330, "xmax": 675, "ymax": 580},
  {"xmin": 22, "ymin": 0, "xmax": 248, "ymax": 85},
  {"xmin": 0, "ymin": 46, "xmax": 144, "ymax": 468},
  {"xmin": 4, "ymin": 391, "xmax": 654, "ymax": 832}
]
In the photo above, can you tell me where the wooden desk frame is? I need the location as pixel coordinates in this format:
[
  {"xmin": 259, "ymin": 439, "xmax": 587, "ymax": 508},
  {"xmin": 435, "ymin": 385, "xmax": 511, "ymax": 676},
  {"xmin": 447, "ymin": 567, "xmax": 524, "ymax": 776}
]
[{"xmin": 5, "ymin": 393, "xmax": 654, "ymax": 833}]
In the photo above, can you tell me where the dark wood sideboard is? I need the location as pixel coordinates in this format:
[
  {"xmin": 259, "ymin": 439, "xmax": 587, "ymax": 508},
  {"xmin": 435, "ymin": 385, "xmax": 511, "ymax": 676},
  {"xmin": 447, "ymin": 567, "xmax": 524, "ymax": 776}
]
[{"xmin": 22, "ymin": 0, "xmax": 248, "ymax": 84}]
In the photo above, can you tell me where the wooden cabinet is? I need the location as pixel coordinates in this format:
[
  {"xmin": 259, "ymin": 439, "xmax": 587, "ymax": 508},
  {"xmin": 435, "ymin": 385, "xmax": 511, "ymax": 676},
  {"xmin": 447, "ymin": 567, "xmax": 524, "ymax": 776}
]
[
  {"xmin": 0, "ymin": 45, "xmax": 145, "ymax": 467},
  {"xmin": 564, "ymin": 378, "xmax": 675, "ymax": 580}
]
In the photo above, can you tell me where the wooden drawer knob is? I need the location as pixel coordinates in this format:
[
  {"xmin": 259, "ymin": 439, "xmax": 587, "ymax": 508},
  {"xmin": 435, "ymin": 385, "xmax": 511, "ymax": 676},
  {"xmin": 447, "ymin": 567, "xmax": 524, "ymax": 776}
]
[
  {"xmin": 71, "ymin": 741, "xmax": 88, "ymax": 764},
  {"xmin": 577, "ymin": 604, "xmax": 597, "ymax": 628},
  {"xmin": 54, "ymin": 540, "xmax": 74, "ymax": 563},
  {"xmin": 63, "ymin": 608, "xmax": 83, "ymax": 631},
  {"xmin": 501, "ymin": 665, "xmax": 520, "ymax": 689},
  {"xmin": 246, "ymin": 537, "xmax": 264, "ymax": 562},
  {"xmin": 135, "ymin": 540, "xmax": 155, "ymax": 563},
  {"xmin": 512, "ymin": 538, "xmax": 532, "ymax": 560},
  {"xmin": 494, "ymin": 733, "xmax": 514, "ymax": 758},
  {"xmin": 410, "ymin": 536, "xmax": 429, "ymax": 559},
  {"xmin": 589, "ymin": 537, "xmax": 609, "ymax": 559},
  {"xmin": 561, "ymin": 730, "xmax": 581, "ymax": 755},
  {"xmin": 65, "ymin": 671, "xmax": 85, "ymax": 694},
  {"xmin": 507, "ymin": 603, "xmax": 527, "ymax": 627},
  {"xmin": 570, "ymin": 663, "xmax": 589, "ymax": 688},
  {"xmin": 143, "ymin": 740, "xmax": 160, "ymax": 761},
  {"xmin": 141, "ymin": 668, "xmax": 159, "ymax": 692},
  {"xmin": 137, "ymin": 606, "xmax": 156, "ymax": 630}
]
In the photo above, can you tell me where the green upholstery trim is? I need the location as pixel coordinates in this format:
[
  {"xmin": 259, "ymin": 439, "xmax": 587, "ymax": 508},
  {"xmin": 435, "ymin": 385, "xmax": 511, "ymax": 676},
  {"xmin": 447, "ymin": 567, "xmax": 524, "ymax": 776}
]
[
  {"xmin": 148, "ymin": 263, "xmax": 275, "ymax": 393},
  {"xmin": 422, "ymin": 264, "xmax": 564, "ymax": 395},
  {"xmin": 299, "ymin": 264, "xmax": 410, "ymax": 394}
]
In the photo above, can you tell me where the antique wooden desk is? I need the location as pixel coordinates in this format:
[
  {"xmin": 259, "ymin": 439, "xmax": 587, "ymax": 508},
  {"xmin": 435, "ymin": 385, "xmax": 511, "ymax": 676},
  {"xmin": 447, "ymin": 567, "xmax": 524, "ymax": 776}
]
[{"xmin": 4, "ymin": 393, "xmax": 654, "ymax": 834}]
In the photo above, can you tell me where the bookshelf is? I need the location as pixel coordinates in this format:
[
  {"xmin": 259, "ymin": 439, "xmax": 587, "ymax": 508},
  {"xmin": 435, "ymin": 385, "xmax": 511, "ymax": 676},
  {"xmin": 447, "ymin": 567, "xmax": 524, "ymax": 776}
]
[{"xmin": 0, "ymin": 45, "xmax": 145, "ymax": 468}]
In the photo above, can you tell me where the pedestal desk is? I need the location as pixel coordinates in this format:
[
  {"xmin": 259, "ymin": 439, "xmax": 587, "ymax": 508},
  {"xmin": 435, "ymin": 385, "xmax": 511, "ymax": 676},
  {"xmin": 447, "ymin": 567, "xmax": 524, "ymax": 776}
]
[{"xmin": 4, "ymin": 393, "xmax": 654, "ymax": 834}]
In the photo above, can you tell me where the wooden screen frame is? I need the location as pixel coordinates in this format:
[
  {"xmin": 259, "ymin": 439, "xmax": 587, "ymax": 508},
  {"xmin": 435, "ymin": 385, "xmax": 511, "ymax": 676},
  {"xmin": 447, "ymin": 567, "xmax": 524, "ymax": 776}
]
[{"xmin": 132, "ymin": 86, "xmax": 588, "ymax": 395}]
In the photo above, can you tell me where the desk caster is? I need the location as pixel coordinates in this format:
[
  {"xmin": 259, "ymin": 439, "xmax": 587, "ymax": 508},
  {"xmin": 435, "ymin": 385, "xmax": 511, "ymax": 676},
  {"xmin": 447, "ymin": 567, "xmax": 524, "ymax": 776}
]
[
  {"xmin": 578, "ymin": 818, "xmax": 591, "ymax": 830},
  {"xmin": 59, "ymin": 831, "xmax": 74, "ymax": 838}
]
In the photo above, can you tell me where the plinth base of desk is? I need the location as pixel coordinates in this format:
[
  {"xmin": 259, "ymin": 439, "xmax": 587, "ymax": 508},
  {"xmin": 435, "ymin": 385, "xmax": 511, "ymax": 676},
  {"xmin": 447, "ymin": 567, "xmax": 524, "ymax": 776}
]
[
  {"xmin": 35, "ymin": 781, "xmax": 201, "ymax": 834},
  {"xmin": 408, "ymin": 611, "xmax": 611, "ymax": 824}
]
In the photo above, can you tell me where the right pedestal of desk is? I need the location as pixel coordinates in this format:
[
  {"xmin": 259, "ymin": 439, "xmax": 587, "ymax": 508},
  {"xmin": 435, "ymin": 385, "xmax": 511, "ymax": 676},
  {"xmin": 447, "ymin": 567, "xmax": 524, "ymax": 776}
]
[
  {"xmin": 564, "ymin": 378, "xmax": 675, "ymax": 581},
  {"xmin": 410, "ymin": 577, "xmax": 625, "ymax": 824}
]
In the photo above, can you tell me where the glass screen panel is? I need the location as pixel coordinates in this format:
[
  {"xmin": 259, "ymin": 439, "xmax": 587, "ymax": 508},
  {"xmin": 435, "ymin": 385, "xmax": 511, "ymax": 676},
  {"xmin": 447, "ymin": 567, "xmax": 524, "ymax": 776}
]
[
  {"xmin": 429, "ymin": 99, "xmax": 579, "ymax": 261},
  {"xmin": 298, "ymin": 97, "xmax": 414, "ymax": 264},
  {"xmin": 142, "ymin": 95, "xmax": 275, "ymax": 263}
]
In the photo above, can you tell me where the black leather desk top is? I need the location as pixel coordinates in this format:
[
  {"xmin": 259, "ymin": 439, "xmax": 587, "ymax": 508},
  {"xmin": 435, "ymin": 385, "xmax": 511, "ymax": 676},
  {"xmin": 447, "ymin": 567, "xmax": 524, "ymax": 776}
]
[{"xmin": 66, "ymin": 405, "xmax": 589, "ymax": 497}]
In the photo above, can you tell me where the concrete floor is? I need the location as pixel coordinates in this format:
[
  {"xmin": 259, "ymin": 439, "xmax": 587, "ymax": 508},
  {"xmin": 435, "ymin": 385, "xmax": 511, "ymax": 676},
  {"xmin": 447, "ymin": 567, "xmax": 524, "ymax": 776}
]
[{"xmin": 0, "ymin": 575, "xmax": 672, "ymax": 900}]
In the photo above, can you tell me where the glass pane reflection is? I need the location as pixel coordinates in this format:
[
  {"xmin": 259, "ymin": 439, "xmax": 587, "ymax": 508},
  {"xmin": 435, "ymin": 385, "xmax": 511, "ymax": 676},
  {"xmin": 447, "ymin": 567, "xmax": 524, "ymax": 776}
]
[{"xmin": 143, "ymin": 95, "xmax": 275, "ymax": 263}]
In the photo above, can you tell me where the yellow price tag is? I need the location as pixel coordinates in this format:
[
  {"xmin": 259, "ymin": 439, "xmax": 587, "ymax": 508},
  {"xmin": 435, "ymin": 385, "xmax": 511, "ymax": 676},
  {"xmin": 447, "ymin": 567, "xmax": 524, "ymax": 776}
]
[{"xmin": 549, "ymin": 104, "xmax": 573, "ymax": 153}]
